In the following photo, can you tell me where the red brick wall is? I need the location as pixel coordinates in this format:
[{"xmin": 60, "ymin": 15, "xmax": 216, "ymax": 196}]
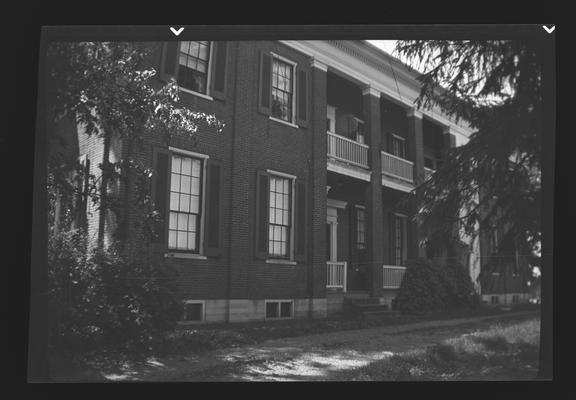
[{"xmin": 116, "ymin": 41, "xmax": 328, "ymax": 305}]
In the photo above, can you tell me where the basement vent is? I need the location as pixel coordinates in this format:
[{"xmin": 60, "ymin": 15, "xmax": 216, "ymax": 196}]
[{"xmin": 265, "ymin": 300, "xmax": 294, "ymax": 319}]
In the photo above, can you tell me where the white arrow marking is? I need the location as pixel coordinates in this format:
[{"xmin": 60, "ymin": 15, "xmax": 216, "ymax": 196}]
[
  {"xmin": 170, "ymin": 27, "xmax": 184, "ymax": 36},
  {"xmin": 543, "ymin": 25, "xmax": 555, "ymax": 34}
]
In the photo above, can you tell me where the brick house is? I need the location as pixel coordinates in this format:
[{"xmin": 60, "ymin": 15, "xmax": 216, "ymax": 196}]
[{"xmin": 56, "ymin": 40, "xmax": 530, "ymax": 323}]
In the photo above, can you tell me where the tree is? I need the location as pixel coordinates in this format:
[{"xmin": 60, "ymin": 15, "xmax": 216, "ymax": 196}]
[
  {"xmin": 32, "ymin": 41, "xmax": 224, "ymax": 379},
  {"xmin": 394, "ymin": 40, "xmax": 549, "ymax": 378}
]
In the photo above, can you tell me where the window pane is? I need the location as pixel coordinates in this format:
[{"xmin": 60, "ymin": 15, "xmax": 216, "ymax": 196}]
[
  {"xmin": 168, "ymin": 230, "xmax": 177, "ymax": 248},
  {"xmin": 177, "ymin": 213, "xmax": 188, "ymax": 230},
  {"xmin": 170, "ymin": 193, "xmax": 179, "ymax": 211},
  {"xmin": 190, "ymin": 195, "xmax": 199, "ymax": 214},
  {"xmin": 283, "ymin": 210, "xmax": 289, "ymax": 225},
  {"xmin": 266, "ymin": 302, "xmax": 279, "ymax": 318},
  {"xmin": 172, "ymin": 156, "xmax": 181, "ymax": 173},
  {"xmin": 181, "ymin": 41, "xmax": 190, "ymax": 54},
  {"xmin": 198, "ymin": 44, "xmax": 209, "ymax": 60},
  {"xmin": 275, "ymin": 209, "xmax": 283, "ymax": 225},
  {"xmin": 188, "ymin": 41, "xmax": 200, "ymax": 57},
  {"xmin": 171, "ymin": 173, "xmax": 181, "ymax": 192},
  {"xmin": 280, "ymin": 302, "xmax": 292, "ymax": 318},
  {"xmin": 169, "ymin": 212, "xmax": 178, "ymax": 230},
  {"xmin": 270, "ymin": 190, "xmax": 275, "ymax": 208},
  {"xmin": 177, "ymin": 232, "xmax": 187, "ymax": 249},
  {"xmin": 181, "ymin": 158, "xmax": 192, "ymax": 175},
  {"xmin": 191, "ymin": 160, "xmax": 201, "ymax": 177},
  {"xmin": 179, "ymin": 194, "xmax": 190, "ymax": 212},
  {"xmin": 188, "ymin": 214, "xmax": 197, "ymax": 232},
  {"xmin": 190, "ymin": 177, "xmax": 200, "ymax": 195},
  {"xmin": 180, "ymin": 175, "xmax": 191, "ymax": 193}
]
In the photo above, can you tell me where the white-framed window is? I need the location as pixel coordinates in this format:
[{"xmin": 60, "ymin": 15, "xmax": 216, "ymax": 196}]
[
  {"xmin": 391, "ymin": 134, "xmax": 406, "ymax": 159},
  {"xmin": 180, "ymin": 300, "xmax": 205, "ymax": 322},
  {"xmin": 265, "ymin": 300, "xmax": 294, "ymax": 319},
  {"xmin": 177, "ymin": 41, "xmax": 213, "ymax": 96},
  {"xmin": 168, "ymin": 149, "xmax": 208, "ymax": 253},
  {"xmin": 268, "ymin": 173, "xmax": 294, "ymax": 259},
  {"xmin": 356, "ymin": 205, "xmax": 366, "ymax": 250},
  {"xmin": 355, "ymin": 118, "xmax": 365, "ymax": 144},
  {"xmin": 271, "ymin": 54, "xmax": 296, "ymax": 123}
]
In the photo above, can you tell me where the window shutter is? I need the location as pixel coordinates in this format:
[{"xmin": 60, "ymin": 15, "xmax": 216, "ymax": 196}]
[
  {"xmin": 210, "ymin": 42, "xmax": 228, "ymax": 101},
  {"xmin": 80, "ymin": 157, "xmax": 90, "ymax": 227},
  {"xmin": 152, "ymin": 148, "xmax": 171, "ymax": 245},
  {"xmin": 296, "ymin": 67, "xmax": 309, "ymax": 127},
  {"xmin": 294, "ymin": 179, "xmax": 306, "ymax": 262},
  {"xmin": 258, "ymin": 51, "xmax": 272, "ymax": 115},
  {"xmin": 204, "ymin": 159, "xmax": 222, "ymax": 256},
  {"xmin": 159, "ymin": 42, "xmax": 180, "ymax": 83},
  {"xmin": 255, "ymin": 170, "xmax": 269, "ymax": 259}
]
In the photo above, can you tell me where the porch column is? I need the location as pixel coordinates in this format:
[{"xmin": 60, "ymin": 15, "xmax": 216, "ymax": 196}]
[
  {"xmin": 362, "ymin": 85, "xmax": 384, "ymax": 297},
  {"xmin": 309, "ymin": 58, "xmax": 329, "ymax": 306},
  {"xmin": 407, "ymin": 108, "xmax": 426, "ymax": 258}
]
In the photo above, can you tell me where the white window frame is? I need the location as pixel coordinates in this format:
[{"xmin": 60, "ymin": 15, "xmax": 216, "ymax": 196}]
[
  {"xmin": 164, "ymin": 147, "xmax": 209, "ymax": 259},
  {"xmin": 264, "ymin": 299, "xmax": 294, "ymax": 320},
  {"xmin": 354, "ymin": 117, "xmax": 366, "ymax": 145},
  {"xmin": 177, "ymin": 41, "xmax": 215, "ymax": 101},
  {"xmin": 178, "ymin": 300, "xmax": 206, "ymax": 324},
  {"xmin": 269, "ymin": 52, "xmax": 297, "ymax": 126},
  {"xmin": 266, "ymin": 169, "xmax": 296, "ymax": 262}
]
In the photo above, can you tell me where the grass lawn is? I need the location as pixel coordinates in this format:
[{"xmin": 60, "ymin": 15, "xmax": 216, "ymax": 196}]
[{"xmin": 334, "ymin": 318, "xmax": 540, "ymax": 381}]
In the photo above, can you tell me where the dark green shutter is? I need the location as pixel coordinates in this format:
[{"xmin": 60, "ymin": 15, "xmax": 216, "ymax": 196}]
[
  {"xmin": 159, "ymin": 42, "xmax": 180, "ymax": 83},
  {"xmin": 258, "ymin": 51, "xmax": 272, "ymax": 115},
  {"xmin": 296, "ymin": 67, "xmax": 309, "ymax": 127},
  {"xmin": 204, "ymin": 159, "xmax": 222, "ymax": 256},
  {"xmin": 152, "ymin": 148, "xmax": 171, "ymax": 245},
  {"xmin": 255, "ymin": 170, "xmax": 269, "ymax": 259},
  {"xmin": 210, "ymin": 42, "xmax": 228, "ymax": 101},
  {"xmin": 294, "ymin": 179, "xmax": 306, "ymax": 262}
]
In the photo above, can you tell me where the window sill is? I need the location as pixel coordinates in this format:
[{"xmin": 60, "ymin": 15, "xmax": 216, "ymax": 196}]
[
  {"xmin": 165, "ymin": 252, "xmax": 207, "ymax": 260},
  {"xmin": 269, "ymin": 116, "xmax": 299, "ymax": 129},
  {"xmin": 266, "ymin": 259, "xmax": 297, "ymax": 265},
  {"xmin": 178, "ymin": 87, "xmax": 214, "ymax": 101}
]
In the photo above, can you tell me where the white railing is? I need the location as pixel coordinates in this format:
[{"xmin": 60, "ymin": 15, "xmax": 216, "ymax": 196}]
[
  {"xmin": 327, "ymin": 261, "xmax": 347, "ymax": 292},
  {"xmin": 424, "ymin": 167, "xmax": 435, "ymax": 181},
  {"xmin": 381, "ymin": 151, "xmax": 414, "ymax": 183},
  {"xmin": 327, "ymin": 132, "xmax": 369, "ymax": 169},
  {"xmin": 382, "ymin": 265, "xmax": 407, "ymax": 289}
]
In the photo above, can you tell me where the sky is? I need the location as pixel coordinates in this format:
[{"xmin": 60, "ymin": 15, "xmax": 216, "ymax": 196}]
[{"xmin": 366, "ymin": 40, "xmax": 397, "ymax": 56}]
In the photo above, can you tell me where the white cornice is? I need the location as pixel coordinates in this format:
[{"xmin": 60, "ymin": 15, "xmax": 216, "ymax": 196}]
[
  {"xmin": 280, "ymin": 40, "xmax": 474, "ymax": 142},
  {"xmin": 310, "ymin": 57, "xmax": 328, "ymax": 71},
  {"xmin": 327, "ymin": 198, "xmax": 348, "ymax": 209},
  {"xmin": 407, "ymin": 109, "xmax": 423, "ymax": 119},
  {"xmin": 362, "ymin": 85, "xmax": 380, "ymax": 98}
]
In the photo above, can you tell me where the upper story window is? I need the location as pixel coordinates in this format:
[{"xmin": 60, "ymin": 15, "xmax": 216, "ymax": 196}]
[
  {"xmin": 168, "ymin": 153, "xmax": 204, "ymax": 252},
  {"xmin": 271, "ymin": 57, "xmax": 295, "ymax": 123},
  {"xmin": 327, "ymin": 105, "xmax": 336, "ymax": 133},
  {"xmin": 390, "ymin": 134, "xmax": 406, "ymax": 159},
  {"xmin": 178, "ymin": 41, "xmax": 212, "ymax": 95},
  {"xmin": 268, "ymin": 174, "xmax": 293, "ymax": 258}
]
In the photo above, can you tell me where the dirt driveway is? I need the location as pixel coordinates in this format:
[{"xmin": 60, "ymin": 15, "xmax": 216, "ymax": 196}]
[{"xmin": 92, "ymin": 311, "xmax": 537, "ymax": 382}]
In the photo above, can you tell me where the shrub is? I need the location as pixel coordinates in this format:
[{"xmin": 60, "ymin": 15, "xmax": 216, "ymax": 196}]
[
  {"xmin": 395, "ymin": 258, "xmax": 447, "ymax": 313},
  {"xmin": 395, "ymin": 258, "xmax": 477, "ymax": 313},
  {"xmin": 48, "ymin": 229, "xmax": 181, "ymax": 359}
]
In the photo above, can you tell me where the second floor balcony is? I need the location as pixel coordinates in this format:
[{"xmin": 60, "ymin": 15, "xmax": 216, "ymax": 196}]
[{"xmin": 327, "ymin": 131, "xmax": 369, "ymax": 169}]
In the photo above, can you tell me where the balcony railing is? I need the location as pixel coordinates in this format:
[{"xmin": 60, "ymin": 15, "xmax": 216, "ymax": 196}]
[
  {"xmin": 382, "ymin": 265, "xmax": 407, "ymax": 289},
  {"xmin": 381, "ymin": 151, "xmax": 414, "ymax": 183},
  {"xmin": 424, "ymin": 167, "xmax": 435, "ymax": 181},
  {"xmin": 327, "ymin": 261, "xmax": 347, "ymax": 292},
  {"xmin": 327, "ymin": 132, "xmax": 369, "ymax": 169}
]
